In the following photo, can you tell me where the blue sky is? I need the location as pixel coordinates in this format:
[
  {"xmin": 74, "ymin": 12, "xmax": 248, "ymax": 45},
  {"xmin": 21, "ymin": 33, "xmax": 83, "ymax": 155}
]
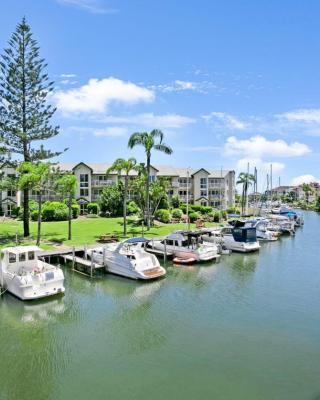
[{"xmin": 1, "ymin": 0, "xmax": 320, "ymax": 189}]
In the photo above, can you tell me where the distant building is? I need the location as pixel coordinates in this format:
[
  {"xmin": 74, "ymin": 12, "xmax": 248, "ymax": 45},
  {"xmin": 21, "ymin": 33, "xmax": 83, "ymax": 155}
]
[{"xmin": 0, "ymin": 162, "xmax": 235, "ymax": 216}]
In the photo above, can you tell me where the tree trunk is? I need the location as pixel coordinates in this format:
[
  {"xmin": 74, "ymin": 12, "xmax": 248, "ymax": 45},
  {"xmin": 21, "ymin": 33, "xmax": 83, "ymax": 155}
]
[
  {"xmin": 68, "ymin": 195, "xmax": 72, "ymax": 240},
  {"xmin": 146, "ymin": 154, "xmax": 151, "ymax": 230},
  {"xmin": 123, "ymin": 175, "xmax": 128, "ymax": 237},
  {"xmin": 23, "ymin": 188, "xmax": 30, "ymax": 237},
  {"xmin": 241, "ymin": 186, "xmax": 245, "ymax": 215},
  {"xmin": 36, "ymin": 191, "xmax": 42, "ymax": 246}
]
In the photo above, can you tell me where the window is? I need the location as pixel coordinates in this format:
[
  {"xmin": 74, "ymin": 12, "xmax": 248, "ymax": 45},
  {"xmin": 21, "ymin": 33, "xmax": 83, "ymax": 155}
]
[
  {"xmin": 80, "ymin": 174, "xmax": 89, "ymax": 187},
  {"xmin": 19, "ymin": 253, "xmax": 26, "ymax": 262},
  {"xmin": 28, "ymin": 252, "xmax": 35, "ymax": 260},
  {"xmin": 7, "ymin": 189, "xmax": 16, "ymax": 197},
  {"xmin": 149, "ymin": 175, "xmax": 156, "ymax": 183},
  {"xmin": 200, "ymin": 190, "xmax": 207, "ymax": 197},
  {"xmin": 201, "ymin": 201, "xmax": 207, "ymax": 206},
  {"xmin": 179, "ymin": 190, "xmax": 187, "ymax": 196},
  {"xmin": 200, "ymin": 178, "xmax": 207, "ymax": 189},
  {"xmin": 80, "ymin": 188, "xmax": 89, "ymax": 197},
  {"xmin": 9, "ymin": 253, "xmax": 16, "ymax": 263},
  {"xmin": 179, "ymin": 178, "xmax": 187, "ymax": 185}
]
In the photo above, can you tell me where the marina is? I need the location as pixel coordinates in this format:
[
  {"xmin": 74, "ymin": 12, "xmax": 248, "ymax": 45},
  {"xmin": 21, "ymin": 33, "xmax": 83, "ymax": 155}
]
[{"xmin": 0, "ymin": 210, "xmax": 319, "ymax": 400}]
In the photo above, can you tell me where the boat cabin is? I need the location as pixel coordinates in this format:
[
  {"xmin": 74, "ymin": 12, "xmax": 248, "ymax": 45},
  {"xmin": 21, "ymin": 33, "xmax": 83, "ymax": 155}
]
[
  {"xmin": 222, "ymin": 221, "xmax": 257, "ymax": 243},
  {"xmin": 163, "ymin": 231, "xmax": 204, "ymax": 249},
  {"xmin": 1, "ymin": 246, "xmax": 41, "ymax": 273}
]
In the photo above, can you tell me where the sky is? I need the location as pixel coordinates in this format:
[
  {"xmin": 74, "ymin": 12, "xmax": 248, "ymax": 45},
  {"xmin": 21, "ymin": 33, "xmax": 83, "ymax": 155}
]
[{"xmin": 1, "ymin": 0, "xmax": 320, "ymax": 190}]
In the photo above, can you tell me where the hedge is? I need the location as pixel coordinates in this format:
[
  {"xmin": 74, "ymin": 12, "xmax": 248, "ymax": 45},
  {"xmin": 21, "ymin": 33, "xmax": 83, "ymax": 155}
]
[
  {"xmin": 87, "ymin": 202, "xmax": 99, "ymax": 215},
  {"xmin": 171, "ymin": 208, "xmax": 183, "ymax": 219},
  {"xmin": 154, "ymin": 209, "xmax": 171, "ymax": 223},
  {"xmin": 42, "ymin": 201, "xmax": 69, "ymax": 221},
  {"xmin": 188, "ymin": 212, "xmax": 199, "ymax": 222}
]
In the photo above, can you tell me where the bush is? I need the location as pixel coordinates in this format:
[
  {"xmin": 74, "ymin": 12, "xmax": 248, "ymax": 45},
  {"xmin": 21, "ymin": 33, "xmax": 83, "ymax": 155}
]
[
  {"xmin": 200, "ymin": 206, "xmax": 213, "ymax": 215},
  {"xmin": 72, "ymin": 204, "xmax": 80, "ymax": 219},
  {"xmin": 31, "ymin": 210, "xmax": 39, "ymax": 221},
  {"xmin": 42, "ymin": 201, "xmax": 68, "ymax": 221},
  {"xmin": 180, "ymin": 203, "xmax": 187, "ymax": 213},
  {"xmin": 158, "ymin": 196, "xmax": 170, "ymax": 210},
  {"xmin": 154, "ymin": 209, "xmax": 171, "ymax": 223},
  {"xmin": 220, "ymin": 210, "xmax": 227, "ymax": 220},
  {"xmin": 171, "ymin": 208, "xmax": 183, "ymax": 219},
  {"xmin": 127, "ymin": 201, "xmax": 140, "ymax": 215},
  {"xmin": 188, "ymin": 211, "xmax": 199, "ymax": 222},
  {"xmin": 213, "ymin": 212, "xmax": 220, "ymax": 223},
  {"xmin": 190, "ymin": 205, "xmax": 202, "ymax": 212},
  {"xmin": 11, "ymin": 206, "xmax": 20, "ymax": 218},
  {"xmin": 171, "ymin": 195, "xmax": 180, "ymax": 209},
  {"xmin": 87, "ymin": 202, "xmax": 99, "ymax": 215}
]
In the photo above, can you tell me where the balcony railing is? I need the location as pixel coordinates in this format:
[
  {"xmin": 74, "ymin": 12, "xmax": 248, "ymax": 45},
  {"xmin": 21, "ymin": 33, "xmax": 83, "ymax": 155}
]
[{"xmin": 91, "ymin": 180, "xmax": 115, "ymax": 186}]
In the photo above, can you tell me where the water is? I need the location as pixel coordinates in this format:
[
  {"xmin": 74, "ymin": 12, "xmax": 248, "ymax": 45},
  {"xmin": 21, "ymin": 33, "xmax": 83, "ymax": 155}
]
[{"xmin": 1, "ymin": 211, "xmax": 320, "ymax": 400}]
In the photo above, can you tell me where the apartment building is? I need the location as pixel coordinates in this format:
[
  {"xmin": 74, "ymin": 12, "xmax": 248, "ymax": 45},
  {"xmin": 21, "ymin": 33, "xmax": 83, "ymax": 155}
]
[{"xmin": 0, "ymin": 162, "xmax": 235, "ymax": 216}]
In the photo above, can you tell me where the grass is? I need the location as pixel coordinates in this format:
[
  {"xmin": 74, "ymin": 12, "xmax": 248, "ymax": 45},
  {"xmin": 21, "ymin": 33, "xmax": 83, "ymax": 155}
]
[{"xmin": 0, "ymin": 217, "xmax": 215, "ymax": 249}]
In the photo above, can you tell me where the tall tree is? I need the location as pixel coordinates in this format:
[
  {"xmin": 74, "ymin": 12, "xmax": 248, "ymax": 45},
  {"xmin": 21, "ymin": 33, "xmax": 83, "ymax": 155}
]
[
  {"xmin": 17, "ymin": 162, "xmax": 51, "ymax": 245},
  {"xmin": 237, "ymin": 172, "xmax": 255, "ymax": 215},
  {"xmin": 107, "ymin": 157, "xmax": 137, "ymax": 237},
  {"xmin": 128, "ymin": 129, "xmax": 172, "ymax": 229},
  {"xmin": 56, "ymin": 175, "xmax": 77, "ymax": 240},
  {"xmin": 0, "ymin": 18, "xmax": 65, "ymax": 237}
]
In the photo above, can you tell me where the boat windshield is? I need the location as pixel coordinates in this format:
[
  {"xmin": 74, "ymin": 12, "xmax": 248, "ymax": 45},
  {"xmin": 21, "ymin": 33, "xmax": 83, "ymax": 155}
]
[{"xmin": 233, "ymin": 227, "xmax": 257, "ymax": 243}]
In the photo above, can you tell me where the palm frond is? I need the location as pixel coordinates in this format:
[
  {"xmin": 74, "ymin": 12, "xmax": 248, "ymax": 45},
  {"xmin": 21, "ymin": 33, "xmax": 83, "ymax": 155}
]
[{"xmin": 153, "ymin": 143, "xmax": 173, "ymax": 155}]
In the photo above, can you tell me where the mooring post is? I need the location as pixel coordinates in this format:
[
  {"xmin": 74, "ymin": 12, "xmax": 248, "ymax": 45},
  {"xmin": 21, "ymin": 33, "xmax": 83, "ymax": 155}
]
[
  {"xmin": 164, "ymin": 239, "xmax": 167, "ymax": 265},
  {"xmin": 72, "ymin": 247, "xmax": 75, "ymax": 271},
  {"xmin": 90, "ymin": 257, "xmax": 93, "ymax": 278},
  {"xmin": 84, "ymin": 245, "xmax": 87, "ymax": 260},
  {"xmin": 103, "ymin": 247, "xmax": 106, "ymax": 267}
]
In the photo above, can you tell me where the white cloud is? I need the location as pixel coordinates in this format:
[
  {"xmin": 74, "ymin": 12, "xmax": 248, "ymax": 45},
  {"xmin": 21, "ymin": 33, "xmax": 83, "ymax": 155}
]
[
  {"xmin": 279, "ymin": 109, "xmax": 320, "ymax": 123},
  {"xmin": 56, "ymin": 0, "xmax": 115, "ymax": 14},
  {"xmin": 93, "ymin": 127, "xmax": 128, "ymax": 137},
  {"xmin": 53, "ymin": 77, "xmax": 155, "ymax": 114},
  {"xmin": 291, "ymin": 175, "xmax": 320, "ymax": 186},
  {"xmin": 99, "ymin": 113, "xmax": 196, "ymax": 129},
  {"xmin": 202, "ymin": 112, "xmax": 248, "ymax": 130},
  {"xmin": 60, "ymin": 73, "xmax": 77, "ymax": 78},
  {"xmin": 153, "ymin": 80, "xmax": 215, "ymax": 94},
  {"xmin": 225, "ymin": 135, "xmax": 311, "ymax": 158}
]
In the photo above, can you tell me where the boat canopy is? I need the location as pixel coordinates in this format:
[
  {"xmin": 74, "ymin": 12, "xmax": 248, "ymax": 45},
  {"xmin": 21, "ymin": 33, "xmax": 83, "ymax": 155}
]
[
  {"xmin": 1, "ymin": 246, "xmax": 41, "ymax": 255},
  {"xmin": 124, "ymin": 237, "xmax": 149, "ymax": 244}
]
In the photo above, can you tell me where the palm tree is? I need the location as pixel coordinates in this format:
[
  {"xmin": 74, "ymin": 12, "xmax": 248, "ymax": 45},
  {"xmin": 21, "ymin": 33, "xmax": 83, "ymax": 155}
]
[
  {"xmin": 107, "ymin": 157, "xmax": 137, "ymax": 237},
  {"xmin": 237, "ymin": 172, "xmax": 256, "ymax": 215},
  {"xmin": 128, "ymin": 129, "xmax": 173, "ymax": 229},
  {"xmin": 56, "ymin": 174, "xmax": 77, "ymax": 240}
]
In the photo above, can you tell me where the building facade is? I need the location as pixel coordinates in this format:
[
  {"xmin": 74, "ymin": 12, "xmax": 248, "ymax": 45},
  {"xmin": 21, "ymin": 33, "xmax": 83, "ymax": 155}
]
[{"xmin": 0, "ymin": 162, "xmax": 235, "ymax": 216}]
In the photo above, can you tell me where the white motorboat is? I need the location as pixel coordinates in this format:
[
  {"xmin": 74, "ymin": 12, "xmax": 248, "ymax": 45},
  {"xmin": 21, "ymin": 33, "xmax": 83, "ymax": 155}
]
[
  {"xmin": 202, "ymin": 222, "xmax": 260, "ymax": 253},
  {"xmin": 267, "ymin": 215, "xmax": 295, "ymax": 235},
  {"xmin": 0, "ymin": 246, "xmax": 65, "ymax": 301},
  {"xmin": 151, "ymin": 231, "xmax": 220, "ymax": 262},
  {"xmin": 87, "ymin": 238, "xmax": 166, "ymax": 280},
  {"xmin": 244, "ymin": 219, "xmax": 279, "ymax": 241}
]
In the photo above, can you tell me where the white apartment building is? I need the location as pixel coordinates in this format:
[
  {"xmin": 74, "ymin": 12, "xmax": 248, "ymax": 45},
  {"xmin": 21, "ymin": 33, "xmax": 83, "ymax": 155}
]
[{"xmin": 0, "ymin": 162, "xmax": 235, "ymax": 216}]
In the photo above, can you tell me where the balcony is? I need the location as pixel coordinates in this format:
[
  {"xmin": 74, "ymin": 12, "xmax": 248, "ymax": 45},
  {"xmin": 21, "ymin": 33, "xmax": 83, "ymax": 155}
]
[{"xmin": 91, "ymin": 180, "xmax": 115, "ymax": 187}]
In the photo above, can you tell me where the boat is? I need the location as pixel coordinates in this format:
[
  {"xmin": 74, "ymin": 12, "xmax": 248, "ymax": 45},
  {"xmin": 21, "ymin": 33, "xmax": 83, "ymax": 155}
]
[
  {"xmin": 0, "ymin": 246, "xmax": 65, "ymax": 301},
  {"xmin": 267, "ymin": 214, "xmax": 296, "ymax": 235},
  {"xmin": 202, "ymin": 222, "xmax": 260, "ymax": 253},
  {"xmin": 244, "ymin": 219, "xmax": 279, "ymax": 241},
  {"xmin": 87, "ymin": 237, "xmax": 166, "ymax": 280},
  {"xmin": 150, "ymin": 231, "xmax": 220, "ymax": 262}
]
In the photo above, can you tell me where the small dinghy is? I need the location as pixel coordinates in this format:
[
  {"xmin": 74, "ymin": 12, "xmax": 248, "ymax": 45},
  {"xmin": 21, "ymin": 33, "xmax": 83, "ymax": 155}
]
[{"xmin": 173, "ymin": 257, "xmax": 196, "ymax": 265}]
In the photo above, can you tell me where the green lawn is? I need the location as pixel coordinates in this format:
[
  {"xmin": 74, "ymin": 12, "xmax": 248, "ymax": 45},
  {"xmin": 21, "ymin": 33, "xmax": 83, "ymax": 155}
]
[{"xmin": 0, "ymin": 217, "xmax": 214, "ymax": 249}]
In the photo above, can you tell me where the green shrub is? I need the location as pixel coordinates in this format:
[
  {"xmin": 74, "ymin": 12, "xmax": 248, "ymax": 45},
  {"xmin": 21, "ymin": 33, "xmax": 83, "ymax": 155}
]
[
  {"xmin": 31, "ymin": 210, "xmax": 39, "ymax": 221},
  {"xmin": 127, "ymin": 201, "xmax": 140, "ymax": 215},
  {"xmin": 171, "ymin": 208, "xmax": 183, "ymax": 219},
  {"xmin": 72, "ymin": 204, "xmax": 80, "ymax": 219},
  {"xmin": 221, "ymin": 210, "xmax": 227, "ymax": 220},
  {"xmin": 154, "ymin": 209, "xmax": 171, "ymax": 223},
  {"xmin": 42, "ymin": 201, "xmax": 68, "ymax": 221},
  {"xmin": 158, "ymin": 197, "xmax": 170, "ymax": 210},
  {"xmin": 87, "ymin": 202, "xmax": 99, "ymax": 215},
  {"xmin": 11, "ymin": 206, "xmax": 20, "ymax": 218},
  {"xmin": 171, "ymin": 195, "xmax": 180, "ymax": 209},
  {"xmin": 213, "ymin": 212, "xmax": 220, "ymax": 223},
  {"xmin": 200, "ymin": 206, "xmax": 213, "ymax": 215},
  {"xmin": 190, "ymin": 205, "xmax": 202, "ymax": 212},
  {"xmin": 188, "ymin": 211, "xmax": 199, "ymax": 222},
  {"xmin": 180, "ymin": 203, "xmax": 187, "ymax": 213}
]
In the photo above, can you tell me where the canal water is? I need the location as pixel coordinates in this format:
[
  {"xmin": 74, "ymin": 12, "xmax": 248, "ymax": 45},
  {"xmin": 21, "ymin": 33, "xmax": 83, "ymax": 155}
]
[{"xmin": 1, "ymin": 211, "xmax": 320, "ymax": 400}]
